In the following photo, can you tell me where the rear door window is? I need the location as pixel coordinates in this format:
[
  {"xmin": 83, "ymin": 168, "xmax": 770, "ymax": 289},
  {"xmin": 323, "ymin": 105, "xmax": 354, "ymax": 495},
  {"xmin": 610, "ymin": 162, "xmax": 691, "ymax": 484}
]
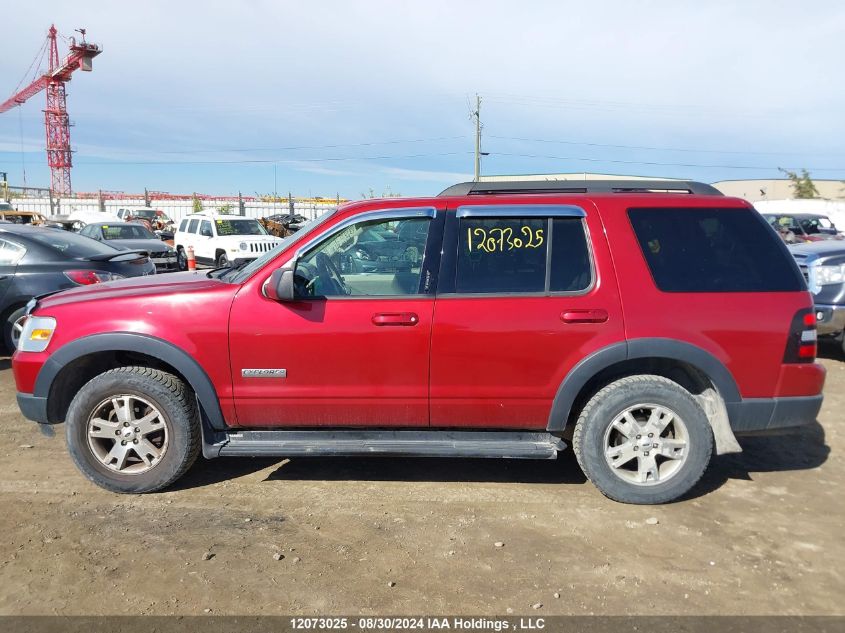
[
  {"xmin": 452, "ymin": 206, "xmax": 592, "ymax": 294},
  {"xmin": 187, "ymin": 219, "xmax": 199, "ymax": 234},
  {"xmin": 628, "ymin": 208, "xmax": 804, "ymax": 292}
]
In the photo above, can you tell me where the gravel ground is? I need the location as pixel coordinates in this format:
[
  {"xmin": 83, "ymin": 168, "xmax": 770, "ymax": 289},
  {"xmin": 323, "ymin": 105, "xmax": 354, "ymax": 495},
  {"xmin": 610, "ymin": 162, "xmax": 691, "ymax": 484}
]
[{"xmin": 0, "ymin": 348, "xmax": 842, "ymax": 616}]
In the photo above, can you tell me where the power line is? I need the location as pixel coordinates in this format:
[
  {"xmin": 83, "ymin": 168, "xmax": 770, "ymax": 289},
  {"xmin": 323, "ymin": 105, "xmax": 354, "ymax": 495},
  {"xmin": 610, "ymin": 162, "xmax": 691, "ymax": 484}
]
[
  {"xmin": 489, "ymin": 151, "xmax": 845, "ymax": 173},
  {"xmin": 488, "ymin": 134, "xmax": 845, "ymax": 157},
  {"xmin": 100, "ymin": 135, "xmax": 470, "ymax": 156},
  {"xmin": 75, "ymin": 150, "xmax": 473, "ymax": 167}
]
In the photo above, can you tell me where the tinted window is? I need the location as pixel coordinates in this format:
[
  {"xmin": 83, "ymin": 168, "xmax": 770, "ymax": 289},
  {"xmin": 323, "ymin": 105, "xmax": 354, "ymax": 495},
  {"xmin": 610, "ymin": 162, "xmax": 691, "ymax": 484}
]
[
  {"xmin": 550, "ymin": 218, "xmax": 592, "ymax": 292},
  {"xmin": 0, "ymin": 239, "xmax": 26, "ymax": 265},
  {"xmin": 179, "ymin": 219, "xmax": 188, "ymax": 232},
  {"xmin": 457, "ymin": 217, "xmax": 547, "ymax": 293},
  {"xmin": 629, "ymin": 208, "xmax": 804, "ymax": 292},
  {"xmin": 22, "ymin": 229, "xmax": 122, "ymax": 259},
  {"xmin": 102, "ymin": 224, "xmax": 157, "ymax": 240},
  {"xmin": 187, "ymin": 219, "xmax": 199, "ymax": 234},
  {"xmin": 200, "ymin": 221, "xmax": 213, "ymax": 237}
]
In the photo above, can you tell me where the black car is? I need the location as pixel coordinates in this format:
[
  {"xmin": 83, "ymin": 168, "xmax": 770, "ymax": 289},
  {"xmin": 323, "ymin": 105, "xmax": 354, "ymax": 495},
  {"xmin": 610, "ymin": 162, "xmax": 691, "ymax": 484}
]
[
  {"xmin": 0, "ymin": 225, "xmax": 156, "ymax": 350},
  {"xmin": 78, "ymin": 221, "xmax": 178, "ymax": 272}
]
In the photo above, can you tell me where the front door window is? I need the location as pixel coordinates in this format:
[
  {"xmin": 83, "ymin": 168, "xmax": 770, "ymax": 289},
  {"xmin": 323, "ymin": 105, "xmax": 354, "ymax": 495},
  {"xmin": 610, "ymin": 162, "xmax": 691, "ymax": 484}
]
[{"xmin": 296, "ymin": 217, "xmax": 431, "ymax": 297}]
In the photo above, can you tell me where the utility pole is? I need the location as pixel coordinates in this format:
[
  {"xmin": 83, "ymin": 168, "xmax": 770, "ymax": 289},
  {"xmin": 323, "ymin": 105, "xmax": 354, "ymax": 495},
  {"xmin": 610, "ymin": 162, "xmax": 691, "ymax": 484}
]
[{"xmin": 473, "ymin": 94, "xmax": 482, "ymax": 181}]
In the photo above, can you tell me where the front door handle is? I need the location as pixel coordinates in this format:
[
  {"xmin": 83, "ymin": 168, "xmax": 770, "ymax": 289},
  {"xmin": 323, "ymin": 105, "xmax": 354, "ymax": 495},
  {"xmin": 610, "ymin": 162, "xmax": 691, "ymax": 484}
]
[
  {"xmin": 372, "ymin": 312, "xmax": 419, "ymax": 326},
  {"xmin": 561, "ymin": 309, "xmax": 609, "ymax": 324}
]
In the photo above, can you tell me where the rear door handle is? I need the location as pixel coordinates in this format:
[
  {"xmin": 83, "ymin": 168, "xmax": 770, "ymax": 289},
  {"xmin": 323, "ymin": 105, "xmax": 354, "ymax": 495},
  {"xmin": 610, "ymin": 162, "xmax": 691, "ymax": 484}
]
[
  {"xmin": 561, "ymin": 309, "xmax": 609, "ymax": 324},
  {"xmin": 372, "ymin": 312, "xmax": 419, "ymax": 326}
]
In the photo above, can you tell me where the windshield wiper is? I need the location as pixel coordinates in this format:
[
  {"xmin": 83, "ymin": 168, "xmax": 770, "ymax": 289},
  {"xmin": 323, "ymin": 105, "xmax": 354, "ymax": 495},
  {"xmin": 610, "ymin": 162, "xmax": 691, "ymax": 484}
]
[{"xmin": 206, "ymin": 259, "xmax": 249, "ymax": 279}]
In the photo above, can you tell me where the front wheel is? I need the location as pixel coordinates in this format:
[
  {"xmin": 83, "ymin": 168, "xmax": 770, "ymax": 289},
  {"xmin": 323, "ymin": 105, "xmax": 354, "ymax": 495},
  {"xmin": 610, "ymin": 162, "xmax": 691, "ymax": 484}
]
[
  {"xmin": 216, "ymin": 252, "xmax": 230, "ymax": 267},
  {"xmin": 176, "ymin": 247, "xmax": 188, "ymax": 271},
  {"xmin": 573, "ymin": 375, "xmax": 713, "ymax": 504},
  {"xmin": 65, "ymin": 367, "xmax": 201, "ymax": 493},
  {"xmin": 4, "ymin": 306, "xmax": 28, "ymax": 351}
]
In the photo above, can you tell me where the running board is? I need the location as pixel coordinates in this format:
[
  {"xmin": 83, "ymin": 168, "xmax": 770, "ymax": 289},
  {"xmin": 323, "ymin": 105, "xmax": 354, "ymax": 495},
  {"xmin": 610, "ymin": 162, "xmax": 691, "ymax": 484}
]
[{"xmin": 206, "ymin": 430, "xmax": 565, "ymax": 460}]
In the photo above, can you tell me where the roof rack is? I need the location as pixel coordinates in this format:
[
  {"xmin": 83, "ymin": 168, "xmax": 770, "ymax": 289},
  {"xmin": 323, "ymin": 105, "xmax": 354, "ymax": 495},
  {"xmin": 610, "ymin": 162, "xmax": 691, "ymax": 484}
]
[{"xmin": 437, "ymin": 180, "xmax": 723, "ymax": 197}]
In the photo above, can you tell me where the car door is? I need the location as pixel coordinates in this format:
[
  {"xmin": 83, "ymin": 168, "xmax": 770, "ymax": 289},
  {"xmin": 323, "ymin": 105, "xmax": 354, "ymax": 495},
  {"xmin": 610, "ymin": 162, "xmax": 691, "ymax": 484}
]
[
  {"xmin": 429, "ymin": 202, "xmax": 625, "ymax": 429},
  {"xmin": 0, "ymin": 238, "xmax": 25, "ymax": 307},
  {"xmin": 192, "ymin": 220, "xmax": 215, "ymax": 264},
  {"xmin": 181, "ymin": 218, "xmax": 199, "ymax": 255},
  {"xmin": 228, "ymin": 206, "xmax": 443, "ymax": 427}
]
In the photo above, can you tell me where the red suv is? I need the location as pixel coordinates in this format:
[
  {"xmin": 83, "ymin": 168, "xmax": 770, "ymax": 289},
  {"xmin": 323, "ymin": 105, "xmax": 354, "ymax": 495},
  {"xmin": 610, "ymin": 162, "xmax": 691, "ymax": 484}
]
[{"xmin": 12, "ymin": 180, "xmax": 826, "ymax": 504}]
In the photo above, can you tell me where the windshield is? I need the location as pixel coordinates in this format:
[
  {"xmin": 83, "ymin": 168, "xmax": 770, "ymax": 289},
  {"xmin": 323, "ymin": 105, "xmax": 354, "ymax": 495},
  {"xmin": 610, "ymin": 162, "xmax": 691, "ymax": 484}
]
[
  {"xmin": 25, "ymin": 229, "xmax": 122, "ymax": 258},
  {"xmin": 223, "ymin": 210, "xmax": 335, "ymax": 283},
  {"xmin": 215, "ymin": 218, "xmax": 268, "ymax": 236},
  {"xmin": 102, "ymin": 224, "xmax": 157, "ymax": 240},
  {"xmin": 131, "ymin": 209, "xmax": 156, "ymax": 219}
]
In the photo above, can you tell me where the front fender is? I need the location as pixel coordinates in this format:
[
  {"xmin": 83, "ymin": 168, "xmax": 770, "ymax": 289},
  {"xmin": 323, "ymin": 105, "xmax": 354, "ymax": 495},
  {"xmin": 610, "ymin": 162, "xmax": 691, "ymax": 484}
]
[{"xmin": 34, "ymin": 332, "xmax": 228, "ymax": 430}]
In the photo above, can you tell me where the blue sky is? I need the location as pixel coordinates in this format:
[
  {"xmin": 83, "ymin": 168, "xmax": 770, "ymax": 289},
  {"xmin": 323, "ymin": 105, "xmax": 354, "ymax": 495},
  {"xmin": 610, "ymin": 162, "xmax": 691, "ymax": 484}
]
[{"xmin": 2, "ymin": 0, "xmax": 844, "ymax": 198}]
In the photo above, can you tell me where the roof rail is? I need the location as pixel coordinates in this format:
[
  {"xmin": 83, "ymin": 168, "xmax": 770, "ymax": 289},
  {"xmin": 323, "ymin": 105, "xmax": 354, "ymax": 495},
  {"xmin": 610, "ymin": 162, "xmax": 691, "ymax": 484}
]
[{"xmin": 438, "ymin": 180, "xmax": 723, "ymax": 197}]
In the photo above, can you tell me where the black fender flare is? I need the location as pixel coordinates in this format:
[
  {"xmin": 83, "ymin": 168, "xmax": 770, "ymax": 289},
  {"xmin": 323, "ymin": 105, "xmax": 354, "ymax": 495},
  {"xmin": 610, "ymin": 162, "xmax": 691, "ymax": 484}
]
[
  {"xmin": 33, "ymin": 332, "xmax": 228, "ymax": 430},
  {"xmin": 546, "ymin": 338, "xmax": 741, "ymax": 432}
]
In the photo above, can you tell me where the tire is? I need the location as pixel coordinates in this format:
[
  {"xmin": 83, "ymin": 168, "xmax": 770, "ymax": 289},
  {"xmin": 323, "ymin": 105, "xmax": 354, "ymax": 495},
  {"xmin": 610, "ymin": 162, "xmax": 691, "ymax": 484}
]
[
  {"xmin": 176, "ymin": 247, "xmax": 188, "ymax": 271},
  {"xmin": 65, "ymin": 367, "xmax": 201, "ymax": 493},
  {"xmin": 573, "ymin": 375, "xmax": 713, "ymax": 505},
  {"xmin": 4, "ymin": 306, "xmax": 28, "ymax": 352},
  {"xmin": 216, "ymin": 251, "xmax": 229, "ymax": 267}
]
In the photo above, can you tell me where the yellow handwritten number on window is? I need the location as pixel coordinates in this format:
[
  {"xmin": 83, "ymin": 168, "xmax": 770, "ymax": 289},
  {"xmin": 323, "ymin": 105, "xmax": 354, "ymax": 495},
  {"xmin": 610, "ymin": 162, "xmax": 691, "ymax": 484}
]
[{"xmin": 467, "ymin": 226, "xmax": 544, "ymax": 253}]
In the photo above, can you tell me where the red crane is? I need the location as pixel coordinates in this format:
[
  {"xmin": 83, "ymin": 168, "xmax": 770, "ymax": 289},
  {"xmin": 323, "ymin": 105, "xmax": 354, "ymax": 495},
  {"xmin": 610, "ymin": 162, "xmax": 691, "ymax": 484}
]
[{"xmin": 0, "ymin": 25, "xmax": 101, "ymax": 195}]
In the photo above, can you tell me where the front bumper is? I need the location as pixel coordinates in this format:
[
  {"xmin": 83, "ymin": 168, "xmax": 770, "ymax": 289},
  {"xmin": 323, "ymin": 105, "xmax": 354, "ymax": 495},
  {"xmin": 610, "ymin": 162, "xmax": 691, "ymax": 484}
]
[
  {"xmin": 727, "ymin": 395, "xmax": 823, "ymax": 433},
  {"xmin": 16, "ymin": 393, "xmax": 48, "ymax": 424},
  {"xmin": 813, "ymin": 303, "xmax": 845, "ymax": 336}
]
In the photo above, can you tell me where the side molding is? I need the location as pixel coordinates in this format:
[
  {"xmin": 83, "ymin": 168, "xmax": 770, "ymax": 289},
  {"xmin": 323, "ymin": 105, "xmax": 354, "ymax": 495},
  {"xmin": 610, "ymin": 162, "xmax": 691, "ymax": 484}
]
[
  {"xmin": 547, "ymin": 338, "xmax": 742, "ymax": 432},
  {"xmin": 33, "ymin": 332, "xmax": 228, "ymax": 430}
]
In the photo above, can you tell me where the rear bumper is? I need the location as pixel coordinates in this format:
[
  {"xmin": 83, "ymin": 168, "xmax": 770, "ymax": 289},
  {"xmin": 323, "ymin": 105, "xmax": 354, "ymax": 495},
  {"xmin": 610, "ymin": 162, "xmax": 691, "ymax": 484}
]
[
  {"xmin": 16, "ymin": 393, "xmax": 48, "ymax": 425},
  {"xmin": 727, "ymin": 395, "xmax": 823, "ymax": 433},
  {"xmin": 814, "ymin": 303, "xmax": 845, "ymax": 336}
]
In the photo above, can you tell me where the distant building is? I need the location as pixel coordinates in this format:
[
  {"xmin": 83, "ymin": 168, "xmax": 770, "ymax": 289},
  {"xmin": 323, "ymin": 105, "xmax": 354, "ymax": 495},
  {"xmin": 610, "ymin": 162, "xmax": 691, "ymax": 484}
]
[{"xmin": 711, "ymin": 179, "xmax": 845, "ymax": 202}]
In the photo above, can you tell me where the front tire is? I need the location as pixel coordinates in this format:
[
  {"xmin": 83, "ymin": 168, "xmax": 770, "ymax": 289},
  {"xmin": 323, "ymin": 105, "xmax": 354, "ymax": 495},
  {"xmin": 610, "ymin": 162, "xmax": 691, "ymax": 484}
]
[
  {"xmin": 216, "ymin": 251, "xmax": 230, "ymax": 267},
  {"xmin": 65, "ymin": 367, "xmax": 201, "ymax": 493},
  {"xmin": 573, "ymin": 375, "xmax": 713, "ymax": 504},
  {"xmin": 4, "ymin": 306, "xmax": 28, "ymax": 351},
  {"xmin": 176, "ymin": 247, "xmax": 188, "ymax": 271}
]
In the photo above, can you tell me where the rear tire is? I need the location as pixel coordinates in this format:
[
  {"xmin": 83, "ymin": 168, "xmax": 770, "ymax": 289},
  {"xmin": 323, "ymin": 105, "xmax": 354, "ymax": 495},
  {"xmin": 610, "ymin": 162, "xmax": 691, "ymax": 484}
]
[
  {"xmin": 573, "ymin": 375, "xmax": 713, "ymax": 504},
  {"xmin": 65, "ymin": 367, "xmax": 201, "ymax": 493}
]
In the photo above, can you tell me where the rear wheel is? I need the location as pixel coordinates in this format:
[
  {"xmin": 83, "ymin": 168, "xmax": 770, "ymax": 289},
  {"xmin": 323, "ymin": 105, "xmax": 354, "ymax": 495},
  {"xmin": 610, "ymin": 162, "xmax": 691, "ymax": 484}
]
[
  {"xmin": 4, "ymin": 306, "xmax": 28, "ymax": 352},
  {"xmin": 65, "ymin": 367, "xmax": 201, "ymax": 493},
  {"xmin": 573, "ymin": 375, "xmax": 713, "ymax": 504}
]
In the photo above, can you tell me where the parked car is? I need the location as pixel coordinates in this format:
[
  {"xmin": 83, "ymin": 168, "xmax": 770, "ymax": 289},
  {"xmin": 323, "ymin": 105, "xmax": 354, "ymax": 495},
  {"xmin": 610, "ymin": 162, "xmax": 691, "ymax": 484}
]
[
  {"xmin": 762, "ymin": 212, "xmax": 842, "ymax": 243},
  {"xmin": 78, "ymin": 222, "xmax": 178, "ymax": 272},
  {"xmin": 116, "ymin": 208, "xmax": 175, "ymax": 233},
  {"xmin": 0, "ymin": 208, "xmax": 50, "ymax": 226},
  {"xmin": 12, "ymin": 180, "xmax": 824, "ymax": 504},
  {"xmin": 789, "ymin": 240, "xmax": 845, "ymax": 354},
  {"xmin": 0, "ymin": 224, "xmax": 156, "ymax": 350},
  {"xmin": 174, "ymin": 212, "xmax": 282, "ymax": 269}
]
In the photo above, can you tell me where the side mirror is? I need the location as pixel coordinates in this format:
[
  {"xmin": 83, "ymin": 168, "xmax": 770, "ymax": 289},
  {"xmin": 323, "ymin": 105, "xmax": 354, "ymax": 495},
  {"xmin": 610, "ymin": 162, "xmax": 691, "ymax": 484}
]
[{"xmin": 265, "ymin": 266, "xmax": 296, "ymax": 302}]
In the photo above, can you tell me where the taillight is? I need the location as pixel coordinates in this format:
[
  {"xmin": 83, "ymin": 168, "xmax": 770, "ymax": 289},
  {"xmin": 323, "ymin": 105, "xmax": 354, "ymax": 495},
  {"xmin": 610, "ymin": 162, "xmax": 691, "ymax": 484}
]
[
  {"xmin": 64, "ymin": 270, "xmax": 125, "ymax": 285},
  {"xmin": 783, "ymin": 308, "xmax": 817, "ymax": 364}
]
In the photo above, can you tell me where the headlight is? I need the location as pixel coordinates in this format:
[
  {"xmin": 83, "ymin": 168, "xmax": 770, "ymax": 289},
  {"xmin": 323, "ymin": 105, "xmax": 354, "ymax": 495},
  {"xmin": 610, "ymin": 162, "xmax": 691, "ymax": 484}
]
[
  {"xmin": 815, "ymin": 264, "xmax": 845, "ymax": 286},
  {"xmin": 19, "ymin": 316, "xmax": 56, "ymax": 353}
]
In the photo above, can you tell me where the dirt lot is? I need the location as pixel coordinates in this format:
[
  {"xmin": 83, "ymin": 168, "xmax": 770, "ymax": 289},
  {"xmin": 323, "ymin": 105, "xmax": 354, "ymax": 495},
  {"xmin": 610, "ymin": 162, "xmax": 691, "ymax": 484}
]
[{"xmin": 0, "ymin": 349, "xmax": 843, "ymax": 617}]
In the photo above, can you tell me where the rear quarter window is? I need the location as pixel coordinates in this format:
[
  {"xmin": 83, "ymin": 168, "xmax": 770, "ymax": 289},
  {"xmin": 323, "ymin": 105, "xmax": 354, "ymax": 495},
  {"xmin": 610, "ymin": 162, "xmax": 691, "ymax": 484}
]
[{"xmin": 628, "ymin": 207, "xmax": 804, "ymax": 292}]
